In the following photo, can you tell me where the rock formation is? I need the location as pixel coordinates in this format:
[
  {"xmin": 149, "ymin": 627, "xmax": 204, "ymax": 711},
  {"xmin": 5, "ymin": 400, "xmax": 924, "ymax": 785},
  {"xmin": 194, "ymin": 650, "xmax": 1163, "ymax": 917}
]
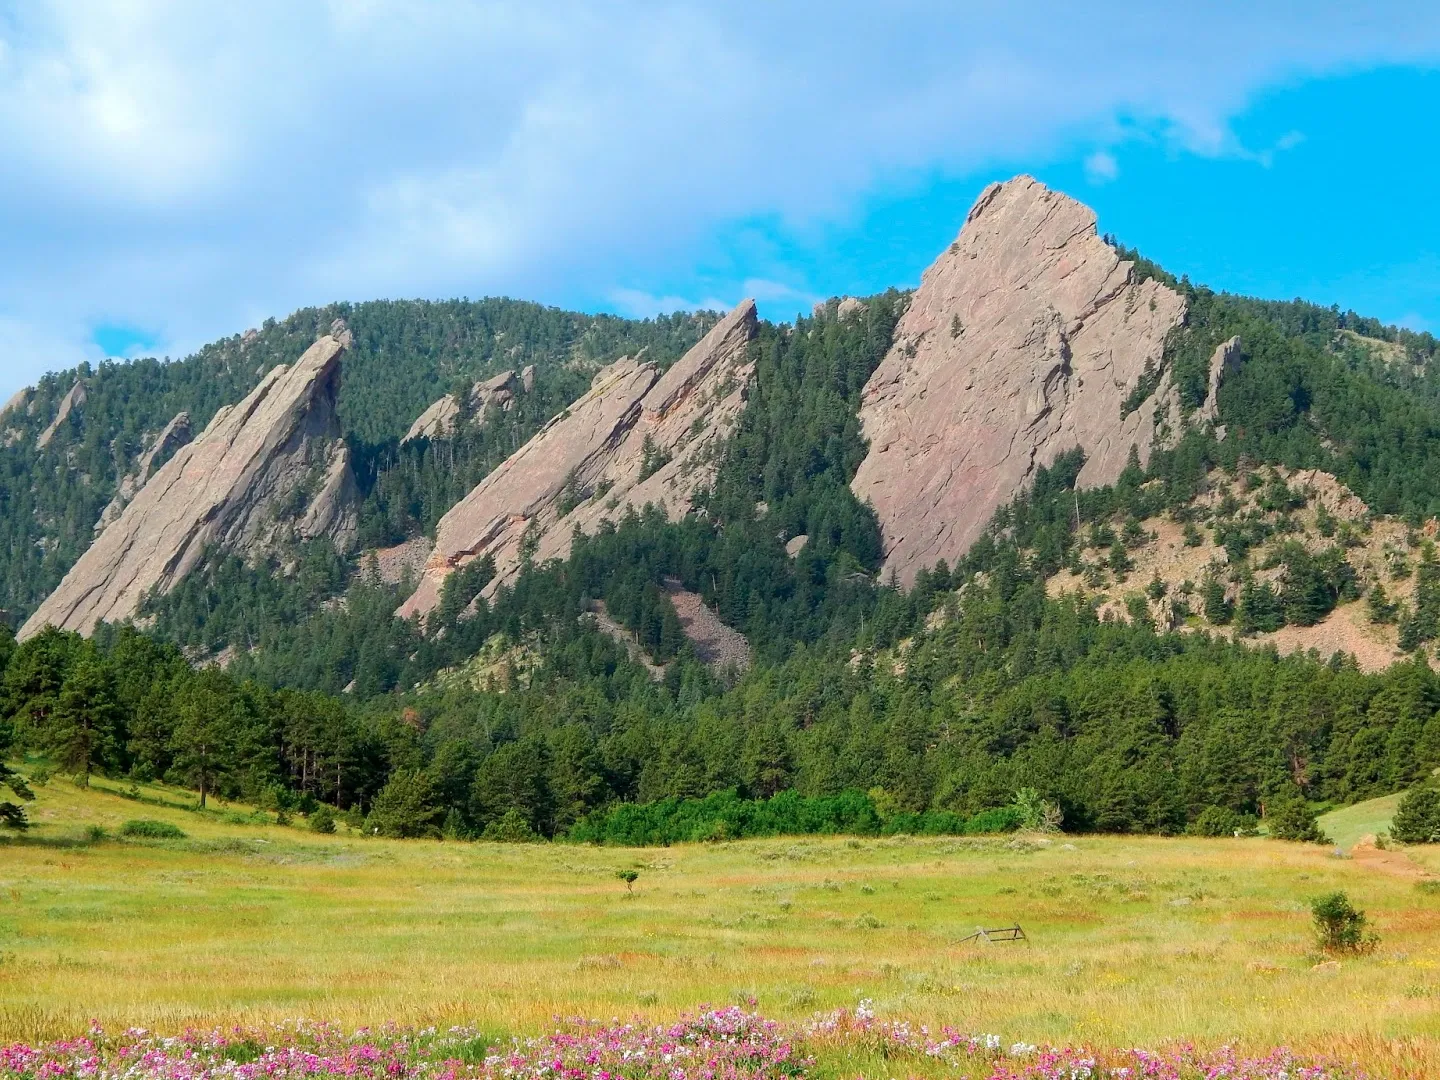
[
  {"xmin": 94, "ymin": 412, "xmax": 194, "ymax": 536},
  {"xmin": 21, "ymin": 336, "xmax": 358, "ymax": 639},
  {"xmin": 850, "ymin": 175, "xmax": 1188, "ymax": 584},
  {"xmin": 402, "ymin": 369, "xmax": 521, "ymax": 443},
  {"xmin": 1197, "ymin": 335, "xmax": 1242, "ymax": 432},
  {"xmin": 398, "ymin": 300, "xmax": 758, "ymax": 621},
  {"xmin": 36, "ymin": 379, "xmax": 87, "ymax": 450},
  {"xmin": 0, "ymin": 387, "xmax": 28, "ymax": 426}
]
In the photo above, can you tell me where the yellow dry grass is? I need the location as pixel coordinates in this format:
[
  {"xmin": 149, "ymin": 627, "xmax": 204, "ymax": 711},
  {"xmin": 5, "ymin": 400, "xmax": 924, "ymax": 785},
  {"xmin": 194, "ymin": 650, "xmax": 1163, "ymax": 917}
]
[{"xmin": 4, "ymin": 774, "xmax": 1440, "ymax": 1074}]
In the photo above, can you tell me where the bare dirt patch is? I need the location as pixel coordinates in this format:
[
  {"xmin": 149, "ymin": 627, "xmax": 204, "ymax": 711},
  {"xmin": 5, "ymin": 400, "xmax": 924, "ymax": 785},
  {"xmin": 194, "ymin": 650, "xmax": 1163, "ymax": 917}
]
[{"xmin": 1350, "ymin": 835, "xmax": 1431, "ymax": 879}]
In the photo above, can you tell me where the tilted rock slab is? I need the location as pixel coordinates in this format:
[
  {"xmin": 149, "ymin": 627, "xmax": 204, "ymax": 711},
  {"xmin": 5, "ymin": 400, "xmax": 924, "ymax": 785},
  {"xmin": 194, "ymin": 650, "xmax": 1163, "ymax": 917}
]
[
  {"xmin": 21, "ymin": 336, "xmax": 358, "ymax": 639},
  {"xmin": 402, "ymin": 369, "xmax": 522, "ymax": 443},
  {"xmin": 850, "ymin": 175, "xmax": 1187, "ymax": 584},
  {"xmin": 398, "ymin": 300, "xmax": 757, "ymax": 620},
  {"xmin": 1198, "ymin": 335, "xmax": 1242, "ymax": 434},
  {"xmin": 36, "ymin": 379, "xmax": 87, "ymax": 450},
  {"xmin": 94, "ymin": 411, "xmax": 194, "ymax": 536}
]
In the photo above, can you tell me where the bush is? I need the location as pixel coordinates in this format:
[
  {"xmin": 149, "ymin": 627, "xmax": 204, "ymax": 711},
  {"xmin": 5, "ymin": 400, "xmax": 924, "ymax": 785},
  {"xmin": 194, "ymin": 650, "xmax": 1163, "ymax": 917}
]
[
  {"xmin": 120, "ymin": 819, "xmax": 186, "ymax": 839},
  {"xmin": 481, "ymin": 808, "xmax": 541, "ymax": 843},
  {"xmin": 1391, "ymin": 787, "xmax": 1440, "ymax": 844},
  {"xmin": 1011, "ymin": 787, "xmax": 1063, "ymax": 833},
  {"xmin": 307, "ymin": 805, "xmax": 336, "ymax": 834},
  {"xmin": 1267, "ymin": 793, "xmax": 1329, "ymax": 843},
  {"xmin": 1188, "ymin": 805, "xmax": 1259, "ymax": 837},
  {"xmin": 366, "ymin": 770, "xmax": 442, "ymax": 838},
  {"xmin": 1311, "ymin": 891, "xmax": 1378, "ymax": 954}
]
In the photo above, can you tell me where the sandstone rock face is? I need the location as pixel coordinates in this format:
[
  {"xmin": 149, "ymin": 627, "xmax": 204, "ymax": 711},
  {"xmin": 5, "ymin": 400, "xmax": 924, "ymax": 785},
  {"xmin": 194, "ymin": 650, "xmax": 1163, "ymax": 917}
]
[
  {"xmin": 95, "ymin": 412, "xmax": 194, "ymax": 536},
  {"xmin": 21, "ymin": 336, "xmax": 358, "ymax": 639},
  {"xmin": 850, "ymin": 175, "xmax": 1187, "ymax": 584},
  {"xmin": 0, "ymin": 387, "xmax": 28, "ymax": 426},
  {"xmin": 402, "ymin": 369, "xmax": 521, "ymax": 443},
  {"xmin": 398, "ymin": 300, "xmax": 758, "ymax": 621},
  {"xmin": 1198, "ymin": 335, "xmax": 1242, "ymax": 431},
  {"xmin": 36, "ymin": 379, "xmax": 87, "ymax": 450}
]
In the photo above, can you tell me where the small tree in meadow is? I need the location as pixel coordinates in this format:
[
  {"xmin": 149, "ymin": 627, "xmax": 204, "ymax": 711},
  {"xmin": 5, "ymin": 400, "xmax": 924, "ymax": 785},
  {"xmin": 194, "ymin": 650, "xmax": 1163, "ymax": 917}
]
[
  {"xmin": 308, "ymin": 805, "xmax": 337, "ymax": 834},
  {"xmin": 1391, "ymin": 787, "xmax": 1440, "ymax": 844},
  {"xmin": 0, "ymin": 715, "xmax": 33, "ymax": 830},
  {"xmin": 1267, "ymin": 790, "xmax": 1329, "ymax": 843},
  {"xmin": 366, "ymin": 770, "xmax": 442, "ymax": 838},
  {"xmin": 1312, "ymin": 891, "xmax": 1378, "ymax": 954},
  {"xmin": 616, "ymin": 869, "xmax": 639, "ymax": 895}
]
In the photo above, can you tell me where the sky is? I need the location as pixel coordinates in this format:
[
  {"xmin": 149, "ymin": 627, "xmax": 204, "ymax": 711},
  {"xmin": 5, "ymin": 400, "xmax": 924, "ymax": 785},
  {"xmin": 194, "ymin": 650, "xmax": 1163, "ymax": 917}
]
[{"xmin": 2, "ymin": 2, "xmax": 1440, "ymax": 400}]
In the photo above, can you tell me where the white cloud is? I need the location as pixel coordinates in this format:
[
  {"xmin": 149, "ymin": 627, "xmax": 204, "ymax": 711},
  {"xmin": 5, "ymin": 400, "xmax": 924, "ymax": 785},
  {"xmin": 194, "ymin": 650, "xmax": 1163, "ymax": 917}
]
[
  {"xmin": 1084, "ymin": 150, "xmax": 1119, "ymax": 184},
  {"xmin": 1, "ymin": 2, "xmax": 1439, "ymax": 398}
]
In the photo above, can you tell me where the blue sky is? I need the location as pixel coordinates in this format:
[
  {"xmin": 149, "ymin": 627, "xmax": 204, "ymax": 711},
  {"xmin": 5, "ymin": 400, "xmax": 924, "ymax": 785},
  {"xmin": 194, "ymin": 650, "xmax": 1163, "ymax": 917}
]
[{"xmin": 2, "ymin": 4, "xmax": 1439, "ymax": 399}]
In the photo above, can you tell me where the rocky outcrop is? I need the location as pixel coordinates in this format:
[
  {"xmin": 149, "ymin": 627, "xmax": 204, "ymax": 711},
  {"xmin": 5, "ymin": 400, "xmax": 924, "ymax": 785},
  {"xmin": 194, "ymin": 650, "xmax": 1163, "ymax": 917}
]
[
  {"xmin": 94, "ymin": 412, "xmax": 194, "ymax": 536},
  {"xmin": 0, "ymin": 387, "xmax": 28, "ymax": 426},
  {"xmin": 20, "ymin": 336, "xmax": 358, "ymax": 639},
  {"xmin": 398, "ymin": 300, "xmax": 758, "ymax": 621},
  {"xmin": 0, "ymin": 387, "xmax": 28, "ymax": 446},
  {"xmin": 402, "ymin": 369, "xmax": 522, "ymax": 443},
  {"xmin": 1198, "ymin": 335, "xmax": 1242, "ymax": 432},
  {"xmin": 36, "ymin": 379, "xmax": 87, "ymax": 450},
  {"xmin": 850, "ymin": 175, "xmax": 1188, "ymax": 584}
]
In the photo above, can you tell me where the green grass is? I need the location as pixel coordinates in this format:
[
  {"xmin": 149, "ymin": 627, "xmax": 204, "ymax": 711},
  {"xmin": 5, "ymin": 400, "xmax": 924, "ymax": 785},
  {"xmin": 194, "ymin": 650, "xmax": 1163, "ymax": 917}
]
[
  {"xmin": 4, "ymin": 772, "xmax": 1440, "ymax": 1075},
  {"xmin": 1319, "ymin": 792, "xmax": 1404, "ymax": 851}
]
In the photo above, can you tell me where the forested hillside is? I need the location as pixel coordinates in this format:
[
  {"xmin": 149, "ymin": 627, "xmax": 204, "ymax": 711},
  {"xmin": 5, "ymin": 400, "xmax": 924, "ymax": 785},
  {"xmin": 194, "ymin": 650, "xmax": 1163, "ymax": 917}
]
[
  {"xmin": 8, "ymin": 223, "xmax": 1440, "ymax": 844},
  {"xmin": 0, "ymin": 300, "xmax": 718, "ymax": 620}
]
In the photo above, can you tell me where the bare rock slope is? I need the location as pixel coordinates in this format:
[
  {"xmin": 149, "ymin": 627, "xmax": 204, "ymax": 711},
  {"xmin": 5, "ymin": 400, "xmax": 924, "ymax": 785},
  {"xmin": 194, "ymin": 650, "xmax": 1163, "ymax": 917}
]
[
  {"xmin": 94, "ymin": 411, "xmax": 194, "ymax": 536},
  {"xmin": 36, "ymin": 379, "xmax": 87, "ymax": 450},
  {"xmin": 398, "ymin": 300, "xmax": 757, "ymax": 620},
  {"xmin": 851, "ymin": 175, "xmax": 1188, "ymax": 584},
  {"xmin": 21, "ymin": 335, "xmax": 359, "ymax": 639},
  {"xmin": 402, "ymin": 368, "xmax": 527, "ymax": 443}
]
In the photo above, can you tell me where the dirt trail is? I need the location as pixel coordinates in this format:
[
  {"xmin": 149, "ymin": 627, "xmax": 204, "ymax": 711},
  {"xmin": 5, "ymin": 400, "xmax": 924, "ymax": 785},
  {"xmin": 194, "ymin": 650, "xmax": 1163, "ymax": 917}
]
[{"xmin": 1350, "ymin": 835, "xmax": 1431, "ymax": 878}]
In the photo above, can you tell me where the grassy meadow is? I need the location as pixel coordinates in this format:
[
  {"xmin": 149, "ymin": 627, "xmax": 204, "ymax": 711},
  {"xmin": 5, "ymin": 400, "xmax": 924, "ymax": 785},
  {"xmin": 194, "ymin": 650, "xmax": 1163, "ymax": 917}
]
[{"xmin": 4, "ymin": 774, "xmax": 1440, "ymax": 1075}]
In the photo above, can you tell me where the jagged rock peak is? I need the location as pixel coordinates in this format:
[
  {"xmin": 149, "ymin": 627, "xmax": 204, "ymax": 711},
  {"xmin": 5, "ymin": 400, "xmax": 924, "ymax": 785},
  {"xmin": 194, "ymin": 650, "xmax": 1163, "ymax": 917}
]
[
  {"xmin": 850, "ymin": 174, "xmax": 1187, "ymax": 585},
  {"xmin": 402, "ymin": 369, "xmax": 523, "ymax": 443},
  {"xmin": 398, "ymin": 299, "xmax": 758, "ymax": 621},
  {"xmin": 36, "ymin": 379, "xmax": 87, "ymax": 450},
  {"xmin": 20, "ymin": 335, "xmax": 358, "ymax": 640},
  {"xmin": 94, "ymin": 411, "xmax": 194, "ymax": 537}
]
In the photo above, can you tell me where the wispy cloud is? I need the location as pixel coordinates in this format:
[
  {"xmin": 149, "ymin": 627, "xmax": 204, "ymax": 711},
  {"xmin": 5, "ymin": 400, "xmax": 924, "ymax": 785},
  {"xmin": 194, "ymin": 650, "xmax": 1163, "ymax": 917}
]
[
  {"xmin": 1, "ymin": 2, "xmax": 1439, "ymax": 396},
  {"xmin": 1084, "ymin": 150, "xmax": 1119, "ymax": 184}
]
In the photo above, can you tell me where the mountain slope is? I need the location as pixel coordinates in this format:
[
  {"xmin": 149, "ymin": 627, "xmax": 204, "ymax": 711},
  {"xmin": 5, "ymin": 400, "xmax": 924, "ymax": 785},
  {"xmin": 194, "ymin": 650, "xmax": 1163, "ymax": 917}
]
[
  {"xmin": 852, "ymin": 175, "xmax": 1187, "ymax": 584},
  {"xmin": 0, "ymin": 300, "xmax": 719, "ymax": 624},
  {"xmin": 400, "ymin": 300, "xmax": 758, "ymax": 618},
  {"xmin": 20, "ymin": 335, "xmax": 358, "ymax": 639}
]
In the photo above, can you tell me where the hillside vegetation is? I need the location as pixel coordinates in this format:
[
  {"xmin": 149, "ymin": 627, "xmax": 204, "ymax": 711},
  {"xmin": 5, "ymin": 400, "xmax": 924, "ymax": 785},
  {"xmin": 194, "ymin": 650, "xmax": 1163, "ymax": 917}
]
[{"xmin": 7, "ymin": 227, "xmax": 1440, "ymax": 848}]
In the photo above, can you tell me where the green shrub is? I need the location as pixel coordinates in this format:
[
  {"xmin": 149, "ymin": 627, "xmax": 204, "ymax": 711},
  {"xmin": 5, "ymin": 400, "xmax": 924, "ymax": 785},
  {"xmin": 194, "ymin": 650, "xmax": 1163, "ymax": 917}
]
[
  {"xmin": 1188, "ymin": 805, "xmax": 1258, "ymax": 837},
  {"xmin": 307, "ymin": 805, "xmax": 336, "ymax": 834},
  {"xmin": 481, "ymin": 808, "xmax": 541, "ymax": 843},
  {"xmin": 1391, "ymin": 787, "xmax": 1440, "ymax": 844},
  {"xmin": 1311, "ymin": 891, "xmax": 1378, "ymax": 954},
  {"xmin": 120, "ymin": 819, "xmax": 186, "ymax": 839},
  {"xmin": 1267, "ymin": 793, "xmax": 1328, "ymax": 843}
]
